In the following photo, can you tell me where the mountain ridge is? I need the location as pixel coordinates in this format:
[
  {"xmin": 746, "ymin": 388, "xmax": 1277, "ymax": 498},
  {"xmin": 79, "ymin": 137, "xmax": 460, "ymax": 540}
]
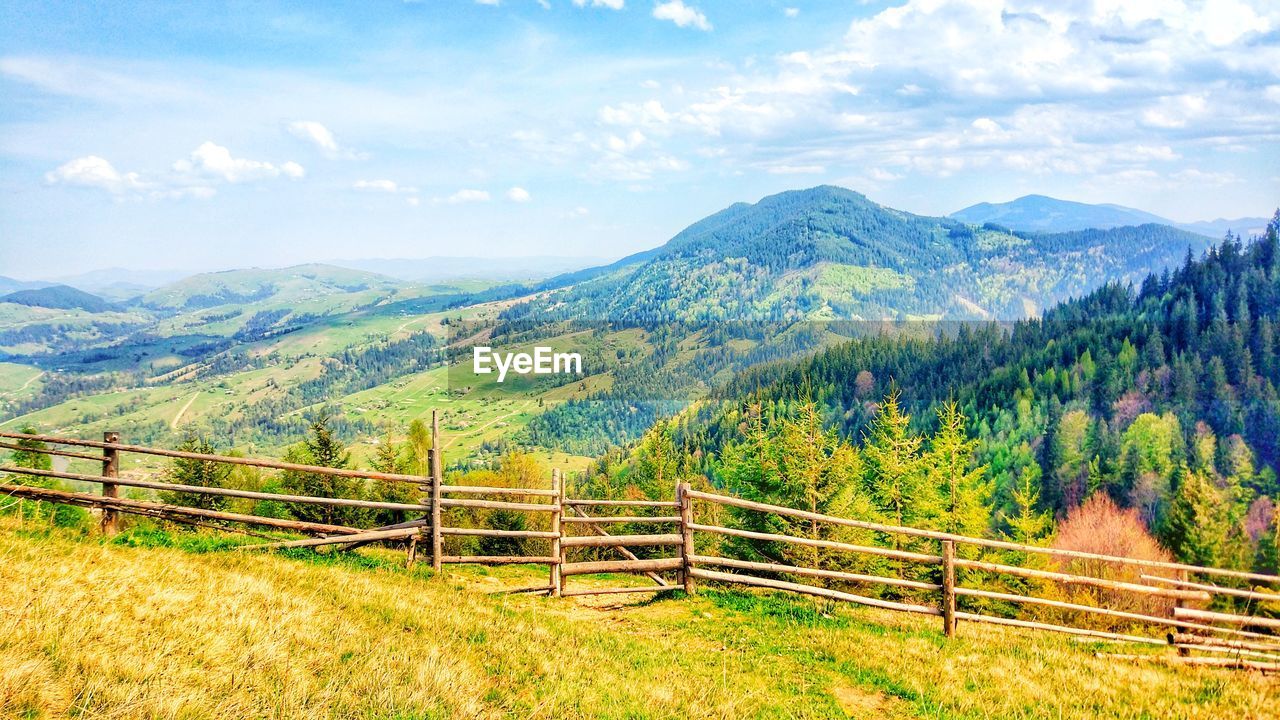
[
  {"xmin": 508, "ymin": 186, "xmax": 1213, "ymax": 323},
  {"xmin": 951, "ymin": 194, "xmax": 1268, "ymax": 236}
]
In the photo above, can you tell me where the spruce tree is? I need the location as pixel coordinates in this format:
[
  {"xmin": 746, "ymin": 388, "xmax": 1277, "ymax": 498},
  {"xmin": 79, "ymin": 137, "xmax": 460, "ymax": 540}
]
[
  {"xmin": 925, "ymin": 400, "xmax": 989, "ymax": 539},
  {"xmin": 160, "ymin": 434, "xmax": 231, "ymax": 512},
  {"xmin": 862, "ymin": 388, "xmax": 931, "ymax": 551}
]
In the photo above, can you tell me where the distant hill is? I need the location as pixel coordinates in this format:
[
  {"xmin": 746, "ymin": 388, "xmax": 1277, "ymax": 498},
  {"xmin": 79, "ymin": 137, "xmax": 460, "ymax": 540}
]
[
  {"xmin": 53, "ymin": 268, "xmax": 192, "ymax": 295},
  {"xmin": 951, "ymin": 194, "xmax": 1269, "ymax": 237},
  {"xmin": 332, "ymin": 256, "xmax": 613, "ymax": 283},
  {"xmin": 142, "ymin": 263, "xmax": 403, "ymax": 311},
  {"xmin": 1177, "ymin": 217, "xmax": 1273, "ymax": 239},
  {"xmin": 511, "ymin": 186, "xmax": 1212, "ymax": 322},
  {"xmin": 0, "ymin": 276, "xmax": 53, "ymax": 296},
  {"xmin": 0, "ymin": 285, "xmax": 113, "ymax": 313}
]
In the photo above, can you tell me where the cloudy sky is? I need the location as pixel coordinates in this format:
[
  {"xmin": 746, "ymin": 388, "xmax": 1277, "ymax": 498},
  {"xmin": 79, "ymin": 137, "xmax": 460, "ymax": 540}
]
[{"xmin": 2, "ymin": 0, "xmax": 1278, "ymax": 278}]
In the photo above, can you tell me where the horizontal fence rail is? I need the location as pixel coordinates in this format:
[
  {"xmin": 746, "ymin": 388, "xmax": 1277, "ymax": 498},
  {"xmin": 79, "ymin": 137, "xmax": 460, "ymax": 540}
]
[
  {"xmin": 0, "ymin": 430, "xmax": 429, "ymax": 485},
  {"xmin": 0, "ymin": 465, "xmax": 431, "ymax": 511},
  {"xmin": 685, "ymin": 489, "xmax": 1280, "ymax": 584},
  {"xmin": 4, "ymin": 428, "xmax": 1280, "ymax": 671}
]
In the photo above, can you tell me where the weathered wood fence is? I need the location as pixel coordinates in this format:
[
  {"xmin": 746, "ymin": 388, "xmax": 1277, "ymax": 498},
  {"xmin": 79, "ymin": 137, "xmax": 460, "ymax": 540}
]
[{"xmin": 2, "ymin": 423, "xmax": 1279, "ymax": 672}]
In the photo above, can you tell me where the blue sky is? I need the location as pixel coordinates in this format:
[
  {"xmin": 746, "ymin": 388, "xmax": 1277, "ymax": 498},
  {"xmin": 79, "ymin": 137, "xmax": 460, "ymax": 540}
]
[{"xmin": 2, "ymin": 0, "xmax": 1278, "ymax": 278}]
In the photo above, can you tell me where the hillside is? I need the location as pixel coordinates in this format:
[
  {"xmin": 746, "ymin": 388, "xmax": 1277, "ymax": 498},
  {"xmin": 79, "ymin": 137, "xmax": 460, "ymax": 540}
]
[
  {"xmin": 1, "ymin": 523, "xmax": 1271, "ymax": 719},
  {"xmin": 951, "ymin": 194, "xmax": 1269, "ymax": 237},
  {"xmin": 951, "ymin": 195, "xmax": 1169, "ymax": 233},
  {"xmin": 141, "ymin": 263, "xmax": 403, "ymax": 311},
  {"xmin": 0, "ymin": 187, "xmax": 1236, "ymax": 462},
  {"xmin": 0, "ymin": 284, "xmax": 113, "ymax": 313},
  {"xmin": 0, "ymin": 276, "xmax": 52, "ymax": 295},
  {"xmin": 607, "ymin": 213, "xmax": 1280, "ymax": 580},
  {"xmin": 511, "ymin": 186, "xmax": 1212, "ymax": 322}
]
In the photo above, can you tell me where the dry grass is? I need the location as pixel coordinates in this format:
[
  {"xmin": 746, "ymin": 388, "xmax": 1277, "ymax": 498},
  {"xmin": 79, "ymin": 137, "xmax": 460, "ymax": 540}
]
[{"xmin": 0, "ymin": 522, "xmax": 1276, "ymax": 720}]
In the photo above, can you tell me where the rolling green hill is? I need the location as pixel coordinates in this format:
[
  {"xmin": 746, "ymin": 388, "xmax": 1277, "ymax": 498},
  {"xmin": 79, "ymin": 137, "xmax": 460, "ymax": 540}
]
[
  {"xmin": 141, "ymin": 263, "xmax": 403, "ymax": 311},
  {"xmin": 1, "ymin": 284, "xmax": 114, "ymax": 312}
]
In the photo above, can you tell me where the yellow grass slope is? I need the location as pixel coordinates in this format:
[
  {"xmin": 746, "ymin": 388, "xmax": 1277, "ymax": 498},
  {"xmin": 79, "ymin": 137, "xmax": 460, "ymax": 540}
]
[{"xmin": 0, "ymin": 525, "xmax": 1276, "ymax": 720}]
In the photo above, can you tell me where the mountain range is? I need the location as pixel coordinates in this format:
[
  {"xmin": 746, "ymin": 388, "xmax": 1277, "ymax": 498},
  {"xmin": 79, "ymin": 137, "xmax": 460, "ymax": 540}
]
[
  {"xmin": 509, "ymin": 186, "xmax": 1214, "ymax": 322},
  {"xmin": 951, "ymin": 194, "xmax": 1269, "ymax": 237}
]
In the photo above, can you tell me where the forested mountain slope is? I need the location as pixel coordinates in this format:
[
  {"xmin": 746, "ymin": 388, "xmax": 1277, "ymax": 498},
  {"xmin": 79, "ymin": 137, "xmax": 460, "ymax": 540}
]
[
  {"xmin": 601, "ymin": 213, "xmax": 1280, "ymax": 574},
  {"xmin": 506, "ymin": 186, "xmax": 1212, "ymax": 323}
]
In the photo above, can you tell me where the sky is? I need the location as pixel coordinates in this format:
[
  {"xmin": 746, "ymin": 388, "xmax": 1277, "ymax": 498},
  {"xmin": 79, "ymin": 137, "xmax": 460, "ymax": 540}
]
[{"xmin": 1, "ymin": 0, "xmax": 1278, "ymax": 279}]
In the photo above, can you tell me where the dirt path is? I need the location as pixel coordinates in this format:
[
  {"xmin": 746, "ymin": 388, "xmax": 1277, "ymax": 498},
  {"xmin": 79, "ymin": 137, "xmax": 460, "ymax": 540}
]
[
  {"xmin": 171, "ymin": 392, "xmax": 199, "ymax": 430},
  {"xmin": 440, "ymin": 397, "xmax": 536, "ymax": 449},
  {"xmin": 16, "ymin": 370, "xmax": 43, "ymax": 393}
]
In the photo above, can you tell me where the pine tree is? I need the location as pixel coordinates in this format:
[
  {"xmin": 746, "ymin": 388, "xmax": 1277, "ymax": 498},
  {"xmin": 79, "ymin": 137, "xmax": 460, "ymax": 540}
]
[
  {"xmin": 925, "ymin": 400, "xmax": 989, "ymax": 539},
  {"xmin": 280, "ymin": 414, "xmax": 368, "ymax": 527},
  {"xmin": 634, "ymin": 419, "xmax": 681, "ymax": 498},
  {"xmin": 1037, "ymin": 396, "xmax": 1065, "ymax": 515},
  {"xmin": 8, "ymin": 426, "xmax": 52, "ymax": 473},
  {"xmin": 1160, "ymin": 466, "xmax": 1224, "ymax": 566},
  {"xmin": 159, "ymin": 434, "xmax": 231, "ymax": 512},
  {"xmin": 862, "ymin": 388, "xmax": 932, "ymax": 551},
  {"xmin": 1001, "ymin": 464, "xmax": 1053, "ymax": 545},
  {"xmin": 371, "ymin": 434, "xmax": 403, "ymax": 475},
  {"xmin": 368, "ymin": 432, "xmax": 418, "ymax": 526}
]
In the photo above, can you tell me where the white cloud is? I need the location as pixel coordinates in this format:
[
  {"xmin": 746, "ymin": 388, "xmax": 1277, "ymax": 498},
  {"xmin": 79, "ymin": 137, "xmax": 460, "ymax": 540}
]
[
  {"xmin": 599, "ymin": 100, "xmax": 671, "ymax": 128},
  {"xmin": 575, "ymin": 0, "xmax": 1279, "ymax": 198},
  {"xmin": 653, "ymin": 1, "xmax": 711, "ymax": 31},
  {"xmin": 354, "ymin": 179, "xmax": 419, "ymax": 194},
  {"xmin": 574, "ymin": 0, "xmax": 624, "ymax": 8},
  {"xmin": 445, "ymin": 189, "xmax": 491, "ymax": 204},
  {"xmin": 766, "ymin": 164, "xmax": 825, "ymax": 175},
  {"xmin": 784, "ymin": 7, "xmax": 799, "ymax": 18},
  {"xmin": 44, "ymin": 156, "xmax": 144, "ymax": 194},
  {"xmin": 285, "ymin": 120, "xmax": 364, "ymax": 159},
  {"xmin": 45, "ymin": 154, "xmax": 219, "ymax": 200},
  {"xmin": 563, "ymin": 206, "xmax": 590, "ymax": 218},
  {"xmin": 173, "ymin": 142, "xmax": 303, "ymax": 183},
  {"xmin": 286, "ymin": 120, "xmax": 339, "ymax": 153},
  {"xmin": 47, "ymin": 141, "xmax": 306, "ymax": 202},
  {"xmin": 475, "ymin": 0, "xmax": 501, "ymax": 5},
  {"xmin": 606, "ymin": 131, "xmax": 647, "ymax": 153},
  {"xmin": 506, "ymin": 186, "xmax": 531, "ymax": 202}
]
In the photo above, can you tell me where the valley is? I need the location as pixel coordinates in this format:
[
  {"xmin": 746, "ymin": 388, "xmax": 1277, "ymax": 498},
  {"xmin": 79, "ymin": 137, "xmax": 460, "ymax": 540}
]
[{"xmin": 0, "ymin": 187, "xmax": 1234, "ymax": 467}]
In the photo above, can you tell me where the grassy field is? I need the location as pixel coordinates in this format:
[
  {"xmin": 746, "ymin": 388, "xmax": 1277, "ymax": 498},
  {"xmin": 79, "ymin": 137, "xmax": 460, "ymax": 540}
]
[{"xmin": 0, "ymin": 521, "xmax": 1275, "ymax": 719}]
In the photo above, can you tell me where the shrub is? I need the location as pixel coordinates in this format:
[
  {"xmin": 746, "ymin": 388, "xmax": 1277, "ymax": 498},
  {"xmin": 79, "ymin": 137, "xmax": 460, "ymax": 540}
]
[{"xmin": 1039, "ymin": 493, "xmax": 1174, "ymax": 628}]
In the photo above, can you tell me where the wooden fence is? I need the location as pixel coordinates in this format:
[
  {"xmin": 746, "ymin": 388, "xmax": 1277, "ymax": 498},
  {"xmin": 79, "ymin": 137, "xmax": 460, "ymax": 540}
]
[{"xmin": 2, "ymin": 424, "xmax": 1279, "ymax": 672}]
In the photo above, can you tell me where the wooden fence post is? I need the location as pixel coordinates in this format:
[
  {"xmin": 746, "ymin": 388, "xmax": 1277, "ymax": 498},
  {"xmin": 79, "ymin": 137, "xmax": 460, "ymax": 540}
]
[
  {"xmin": 942, "ymin": 539, "xmax": 956, "ymax": 638},
  {"xmin": 430, "ymin": 410, "xmax": 443, "ymax": 572},
  {"xmin": 550, "ymin": 468, "xmax": 563, "ymax": 597},
  {"xmin": 679, "ymin": 481, "xmax": 695, "ymax": 595},
  {"xmin": 1173, "ymin": 568, "xmax": 1190, "ymax": 655},
  {"xmin": 101, "ymin": 431, "xmax": 120, "ymax": 534}
]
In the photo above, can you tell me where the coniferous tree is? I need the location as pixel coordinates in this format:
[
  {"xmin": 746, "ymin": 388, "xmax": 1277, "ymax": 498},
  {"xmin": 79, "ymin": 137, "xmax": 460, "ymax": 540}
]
[
  {"xmin": 159, "ymin": 434, "xmax": 231, "ymax": 512},
  {"xmin": 862, "ymin": 388, "xmax": 933, "ymax": 550},
  {"xmin": 1037, "ymin": 396, "xmax": 1065, "ymax": 515},
  {"xmin": 926, "ymin": 400, "xmax": 989, "ymax": 539},
  {"xmin": 280, "ymin": 414, "xmax": 368, "ymax": 527}
]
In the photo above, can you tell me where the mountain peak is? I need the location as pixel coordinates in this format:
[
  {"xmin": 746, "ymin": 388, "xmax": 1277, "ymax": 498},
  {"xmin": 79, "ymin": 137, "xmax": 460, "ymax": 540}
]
[{"xmin": 950, "ymin": 195, "xmax": 1169, "ymax": 233}]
